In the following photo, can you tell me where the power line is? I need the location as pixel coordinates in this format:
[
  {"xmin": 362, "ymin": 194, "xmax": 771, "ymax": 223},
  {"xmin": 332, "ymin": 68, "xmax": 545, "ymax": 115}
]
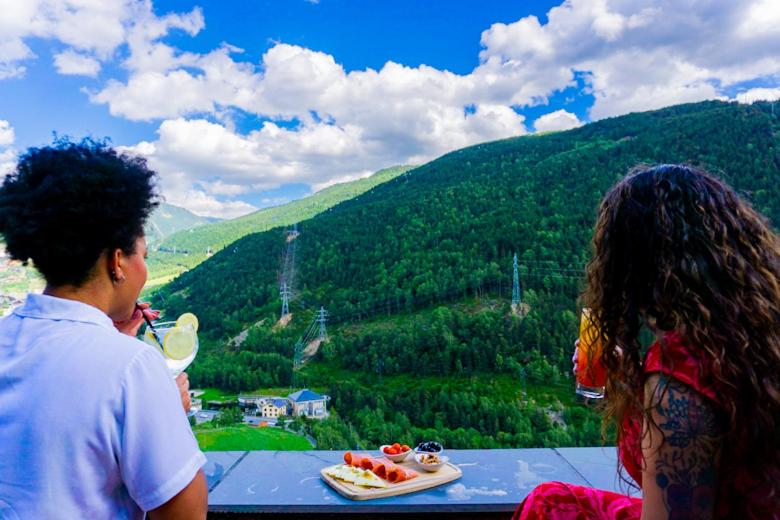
[
  {"xmin": 286, "ymin": 256, "xmax": 583, "ymax": 327},
  {"xmin": 280, "ymin": 282, "xmax": 290, "ymax": 319}
]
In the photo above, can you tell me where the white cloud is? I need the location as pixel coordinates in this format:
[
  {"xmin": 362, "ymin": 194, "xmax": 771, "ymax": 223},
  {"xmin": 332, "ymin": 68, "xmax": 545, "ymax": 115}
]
[
  {"xmin": 5, "ymin": 0, "xmax": 780, "ymax": 217},
  {"xmin": 0, "ymin": 148, "xmax": 16, "ymax": 178},
  {"xmin": 735, "ymin": 87, "xmax": 780, "ymax": 104},
  {"xmin": 259, "ymin": 196, "xmax": 295, "ymax": 207},
  {"xmin": 737, "ymin": 0, "xmax": 780, "ymax": 39},
  {"xmin": 91, "ymin": 1, "xmax": 780, "ymax": 127},
  {"xmin": 533, "ymin": 109, "xmax": 583, "ymax": 133},
  {"xmin": 199, "ymin": 180, "xmax": 248, "ymax": 197},
  {"xmin": 0, "ymin": 120, "xmax": 17, "ymax": 178},
  {"xmin": 479, "ymin": 0, "xmax": 780, "ymax": 119},
  {"xmin": 0, "ymin": 120, "xmax": 15, "ymax": 147},
  {"xmin": 164, "ymin": 189, "xmax": 256, "ymax": 219},
  {"xmin": 0, "ymin": 0, "xmax": 203, "ymax": 80},
  {"xmin": 119, "ymin": 100, "xmax": 526, "ymax": 216},
  {"xmin": 53, "ymin": 49, "xmax": 101, "ymax": 76},
  {"xmin": 0, "ymin": 39, "xmax": 34, "ymax": 79},
  {"xmin": 107, "ymin": 40, "xmax": 528, "ymax": 216},
  {"xmin": 99, "ymin": 0, "xmax": 780, "ymax": 218},
  {"xmin": 94, "ymin": 70, "xmax": 216, "ymax": 120}
]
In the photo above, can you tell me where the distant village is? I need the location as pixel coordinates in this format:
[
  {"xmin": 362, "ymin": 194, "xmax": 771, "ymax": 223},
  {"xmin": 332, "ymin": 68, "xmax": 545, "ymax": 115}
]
[{"xmin": 189, "ymin": 388, "xmax": 330, "ymax": 427}]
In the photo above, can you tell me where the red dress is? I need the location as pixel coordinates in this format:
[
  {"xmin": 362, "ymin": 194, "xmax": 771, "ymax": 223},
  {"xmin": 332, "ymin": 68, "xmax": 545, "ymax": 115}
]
[{"xmin": 512, "ymin": 332, "xmax": 778, "ymax": 520}]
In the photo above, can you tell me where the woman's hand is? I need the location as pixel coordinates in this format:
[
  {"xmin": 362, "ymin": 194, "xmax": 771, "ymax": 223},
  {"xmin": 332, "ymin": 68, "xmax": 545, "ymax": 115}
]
[
  {"xmin": 572, "ymin": 339, "xmax": 580, "ymax": 375},
  {"xmin": 113, "ymin": 302, "xmax": 160, "ymax": 336},
  {"xmin": 176, "ymin": 372, "xmax": 192, "ymax": 413}
]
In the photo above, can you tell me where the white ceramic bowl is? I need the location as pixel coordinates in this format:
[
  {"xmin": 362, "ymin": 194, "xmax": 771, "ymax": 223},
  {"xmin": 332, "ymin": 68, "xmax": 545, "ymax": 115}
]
[
  {"xmin": 379, "ymin": 445, "xmax": 413, "ymax": 463},
  {"xmin": 414, "ymin": 452, "xmax": 449, "ymax": 472},
  {"xmin": 414, "ymin": 441, "xmax": 444, "ymax": 455}
]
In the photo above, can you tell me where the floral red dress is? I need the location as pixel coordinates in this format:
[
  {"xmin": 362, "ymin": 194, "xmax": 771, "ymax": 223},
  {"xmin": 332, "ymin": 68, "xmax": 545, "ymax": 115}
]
[{"xmin": 512, "ymin": 332, "xmax": 778, "ymax": 520}]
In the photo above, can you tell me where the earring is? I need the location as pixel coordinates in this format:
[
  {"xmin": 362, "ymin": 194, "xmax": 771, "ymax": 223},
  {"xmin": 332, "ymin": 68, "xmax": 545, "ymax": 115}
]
[{"xmin": 111, "ymin": 270, "xmax": 126, "ymax": 284}]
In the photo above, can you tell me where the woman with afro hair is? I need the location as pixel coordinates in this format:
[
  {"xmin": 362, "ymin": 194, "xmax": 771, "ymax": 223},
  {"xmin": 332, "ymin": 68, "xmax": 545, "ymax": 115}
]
[{"xmin": 0, "ymin": 139, "xmax": 207, "ymax": 519}]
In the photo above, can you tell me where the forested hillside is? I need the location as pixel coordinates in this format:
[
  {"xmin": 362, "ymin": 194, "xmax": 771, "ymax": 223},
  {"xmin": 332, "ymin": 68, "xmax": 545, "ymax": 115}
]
[
  {"xmin": 155, "ymin": 100, "xmax": 780, "ymax": 450},
  {"xmin": 146, "ymin": 166, "xmax": 412, "ymax": 285},
  {"xmin": 145, "ymin": 202, "xmax": 218, "ymax": 247}
]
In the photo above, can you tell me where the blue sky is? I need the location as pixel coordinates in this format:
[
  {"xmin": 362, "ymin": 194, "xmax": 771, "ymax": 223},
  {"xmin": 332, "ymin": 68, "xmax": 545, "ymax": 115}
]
[{"xmin": 0, "ymin": 0, "xmax": 778, "ymax": 217}]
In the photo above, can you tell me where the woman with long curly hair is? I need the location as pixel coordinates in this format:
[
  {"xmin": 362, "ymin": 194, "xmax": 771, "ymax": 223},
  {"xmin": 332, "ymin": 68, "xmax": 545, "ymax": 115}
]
[{"xmin": 514, "ymin": 164, "xmax": 780, "ymax": 519}]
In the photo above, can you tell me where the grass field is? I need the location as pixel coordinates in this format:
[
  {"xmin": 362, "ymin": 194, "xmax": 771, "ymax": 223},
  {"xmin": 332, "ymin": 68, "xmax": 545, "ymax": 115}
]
[
  {"xmin": 197, "ymin": 388, "xmax": 238, "ymax": 403},
  {"xmin": 195, "ymin": 425, "xmax": 312, "ymax": 451}
]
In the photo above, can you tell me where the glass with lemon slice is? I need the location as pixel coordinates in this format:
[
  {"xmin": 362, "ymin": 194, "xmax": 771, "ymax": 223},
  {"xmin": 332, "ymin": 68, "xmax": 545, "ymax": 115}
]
[{"xmin": 142, "ymin": 312, "xmax": 199, "ymax": 377}]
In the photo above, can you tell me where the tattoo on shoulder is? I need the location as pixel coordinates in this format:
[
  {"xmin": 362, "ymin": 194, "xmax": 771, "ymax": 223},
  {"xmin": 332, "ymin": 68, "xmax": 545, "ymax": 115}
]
[{"xmin": 651, "ymin": 375, "xmax": 724, "ymax": 518}]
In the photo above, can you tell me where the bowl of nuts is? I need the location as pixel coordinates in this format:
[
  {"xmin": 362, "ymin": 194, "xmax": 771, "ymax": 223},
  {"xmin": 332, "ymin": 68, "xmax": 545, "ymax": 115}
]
[{"xmin": 414, "ymin": 452, "xmax": 449, "ymax": 472}]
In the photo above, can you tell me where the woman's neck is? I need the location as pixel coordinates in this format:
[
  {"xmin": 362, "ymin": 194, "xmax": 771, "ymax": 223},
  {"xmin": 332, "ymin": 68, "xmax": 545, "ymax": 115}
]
[{"xmin": 43, "ymin": 282, "xmax": 112, "ymax": 316}]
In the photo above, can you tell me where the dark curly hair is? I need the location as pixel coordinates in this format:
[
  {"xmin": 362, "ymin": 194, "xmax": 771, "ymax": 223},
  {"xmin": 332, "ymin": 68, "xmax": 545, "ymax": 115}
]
[
  {"xmin": 582, "ymin": 164, "xmax": 780, "ymax": 501},
  {"xmin": 0, "ymin": 138, "xmax": 159, "ymax": 287}
]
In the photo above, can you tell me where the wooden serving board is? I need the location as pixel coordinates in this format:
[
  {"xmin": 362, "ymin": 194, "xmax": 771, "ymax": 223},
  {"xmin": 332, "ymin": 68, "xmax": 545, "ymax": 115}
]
[{"xmin": 320, "ymin": 461, "xmax": 463, "ymax": 500}]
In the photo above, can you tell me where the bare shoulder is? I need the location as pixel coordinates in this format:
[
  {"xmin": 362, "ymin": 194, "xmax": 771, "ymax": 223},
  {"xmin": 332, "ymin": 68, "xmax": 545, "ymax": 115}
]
[{"xmin": 641, "ymin": 373, "xmax": 725, "ymax": 519}]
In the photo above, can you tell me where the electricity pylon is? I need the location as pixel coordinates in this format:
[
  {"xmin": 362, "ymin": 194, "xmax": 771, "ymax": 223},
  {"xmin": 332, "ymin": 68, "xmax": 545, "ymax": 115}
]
[
  {"xmin": 512, "ymin": 253, "xmax": 521, "ymax": 306},
  {"xmin": 316, "ymin": 307, "xmax": 328, "ymax": 340}
]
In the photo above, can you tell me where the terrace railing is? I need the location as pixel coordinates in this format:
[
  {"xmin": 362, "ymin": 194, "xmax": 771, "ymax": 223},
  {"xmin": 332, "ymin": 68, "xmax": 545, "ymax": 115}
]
[{"xmin": 203, "ymin": 447, "xmax": 640, "ymax": 519}]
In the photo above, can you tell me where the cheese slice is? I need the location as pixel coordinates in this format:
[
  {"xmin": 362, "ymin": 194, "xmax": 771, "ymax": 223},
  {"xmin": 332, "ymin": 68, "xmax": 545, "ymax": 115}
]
[
  {"xmin": 325, "ymin": 464, "xmax": 387, "ymax": 488},
  {"xmin": 326, "ymin": 465, "xmax": 348, "ymax": 481},
  {"xmin": 325, "ymin": 464, "xmax": 364, "ymax": 484},
  {"xmin": 354, "ymin": 469, "xmax": 388, "ymax": 488}
]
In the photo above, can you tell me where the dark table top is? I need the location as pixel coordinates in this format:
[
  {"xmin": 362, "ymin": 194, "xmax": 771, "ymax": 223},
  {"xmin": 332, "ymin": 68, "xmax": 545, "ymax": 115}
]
[{"xmin": 204, "ymin": 447, "xmax": 639, "ymax": 514}]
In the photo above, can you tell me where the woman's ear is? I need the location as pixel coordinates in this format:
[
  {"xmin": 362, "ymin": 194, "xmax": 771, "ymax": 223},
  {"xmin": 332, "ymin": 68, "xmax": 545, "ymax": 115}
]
[{"xmin": 107, "ymin": 248, "xmax": 125, "ymax": 284}]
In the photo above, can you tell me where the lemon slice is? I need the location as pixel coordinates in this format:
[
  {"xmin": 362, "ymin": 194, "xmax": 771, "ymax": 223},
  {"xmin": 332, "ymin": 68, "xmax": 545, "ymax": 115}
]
[
  {"xmin": 176, "ymin": 312, "xmax": 199, "ymax": 332},
  {"xmin": 143, "ymin": 328, "xmax": 161, "ymax": 348},
  {"xmin": 163, "ymin": 327, "xmax": 197, "ymax": 360}
]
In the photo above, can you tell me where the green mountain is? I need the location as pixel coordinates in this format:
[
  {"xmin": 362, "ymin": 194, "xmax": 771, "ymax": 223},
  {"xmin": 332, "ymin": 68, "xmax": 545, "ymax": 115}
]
[
  {"xmin": 158, "ymin": 100, "xmax": 780, "ymax": 338},
  {"xmin": 145, "ymin": 165, "xmax": 413, "ymax": 286},
  {"xmin": 145, "ymin": 202, "xmax": 218, "ymax": 247},
  {"xmin": 155, "ymin": 100, "xmax": 779, "ymax": 450}
]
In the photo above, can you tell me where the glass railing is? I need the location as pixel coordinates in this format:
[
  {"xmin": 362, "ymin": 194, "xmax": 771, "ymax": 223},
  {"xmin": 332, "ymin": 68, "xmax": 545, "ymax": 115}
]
[{"xmin": 202, "ymin": 447, "xmax": 640, "ymax": 517}]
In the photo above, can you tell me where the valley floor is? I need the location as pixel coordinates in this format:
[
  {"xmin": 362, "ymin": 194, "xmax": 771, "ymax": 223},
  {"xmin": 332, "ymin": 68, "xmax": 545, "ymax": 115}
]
[{"xmin": 195, "ymin": 424, "xmax": 313, "ymax": 451}]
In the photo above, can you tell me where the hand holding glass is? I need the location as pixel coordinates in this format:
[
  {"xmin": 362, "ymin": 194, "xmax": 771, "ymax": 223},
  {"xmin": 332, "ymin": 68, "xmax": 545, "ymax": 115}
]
[
  {"xmin": 576, "ymin": 308, "xmax": 606, "ymax": 399},
  {"xmin": 142, "ymin": 312, "xmax": 199, "ymax": 377}
]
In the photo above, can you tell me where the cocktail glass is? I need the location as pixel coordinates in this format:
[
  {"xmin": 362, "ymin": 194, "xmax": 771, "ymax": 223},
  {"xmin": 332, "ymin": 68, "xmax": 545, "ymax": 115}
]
[
  {"xmin": 576, "ymin": 308, "xmax": 606, "ymax": 399},
  {"xmin": 142, "ymin": 320, "xmax": 199, "ymax": 377}
]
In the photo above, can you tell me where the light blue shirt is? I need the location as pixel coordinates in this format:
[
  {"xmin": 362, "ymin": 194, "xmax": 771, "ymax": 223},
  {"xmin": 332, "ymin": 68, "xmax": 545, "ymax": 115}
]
[{"xmin": 0, "ymin": 294, "xmax": 206, "ymax": 519}]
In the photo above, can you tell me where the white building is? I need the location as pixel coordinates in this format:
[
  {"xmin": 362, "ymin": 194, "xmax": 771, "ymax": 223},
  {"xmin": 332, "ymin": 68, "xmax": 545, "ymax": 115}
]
[{"xmin": 287, "ymin": 389, "xmax": 330, "ymax": 419}]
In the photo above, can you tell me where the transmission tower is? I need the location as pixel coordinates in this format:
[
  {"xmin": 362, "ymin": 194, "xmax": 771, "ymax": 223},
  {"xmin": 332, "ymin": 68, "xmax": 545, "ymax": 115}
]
[
  {"xmin": 280, "ymin": 282, "xmax": 291, "ymax": 318},
  {"xmin": 317, "ymin": 307, "xmax": 328, "ymax": 340},
  {"xmin": 512, "ymin": 253, "xmax": 521, "ymax": 306}
]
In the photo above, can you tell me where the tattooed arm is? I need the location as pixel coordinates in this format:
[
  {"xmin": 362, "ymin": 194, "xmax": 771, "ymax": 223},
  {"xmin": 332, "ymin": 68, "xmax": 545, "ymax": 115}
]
[{"xmin": 641, "ymin": 374, "xmax": 724, "ymax": 520}]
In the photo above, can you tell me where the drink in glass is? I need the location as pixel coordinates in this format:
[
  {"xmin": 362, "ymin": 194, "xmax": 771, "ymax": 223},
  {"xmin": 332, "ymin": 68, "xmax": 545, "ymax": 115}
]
[
  {"xmin": 576, "ymin": 308, "xmax": 606, "ymax": 399},
  {"xmin": 142, "ymin": 313, "xmax": 199, "ymax": 377}
]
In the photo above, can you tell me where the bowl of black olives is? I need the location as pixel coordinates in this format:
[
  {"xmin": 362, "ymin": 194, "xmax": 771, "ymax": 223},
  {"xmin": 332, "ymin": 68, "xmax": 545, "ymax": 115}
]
[{"xmin": 414, "ymin": 441, "xmax": 444, "ymax": 455}]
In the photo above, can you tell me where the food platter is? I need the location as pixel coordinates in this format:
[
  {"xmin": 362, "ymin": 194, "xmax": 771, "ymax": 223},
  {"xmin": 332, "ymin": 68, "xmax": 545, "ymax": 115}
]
[{"xmin": 320, "ymin": 449, "xmax": 462, "ymax": 500}]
